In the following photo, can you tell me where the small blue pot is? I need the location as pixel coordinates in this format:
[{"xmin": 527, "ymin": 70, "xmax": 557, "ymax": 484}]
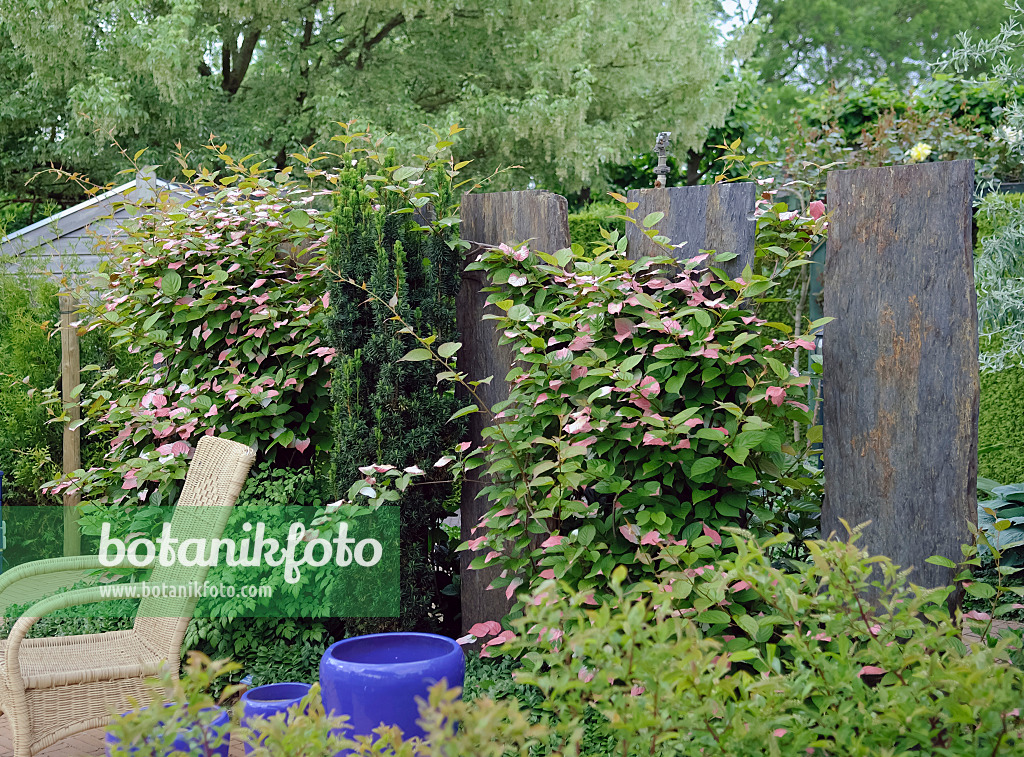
[
  {"xmin": 319, "ymin": 632, "xmax": 465, "ymax": 742},
  {"xmin": 105, "ymin": 706, "xmax": 230, "ymax": 756},
  {"xmin": 240, "ymin": 682, "xmax": 312, "ymax": 755}
]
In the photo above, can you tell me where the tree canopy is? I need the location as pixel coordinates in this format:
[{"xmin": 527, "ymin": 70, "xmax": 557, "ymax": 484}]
[
  {"xmin": 0, "ymin": 0, "xmax": 740, "ymax": 223},
  {"xmin": 753, "ymin": 0, "xmax": 1011, "ymax": 89}
]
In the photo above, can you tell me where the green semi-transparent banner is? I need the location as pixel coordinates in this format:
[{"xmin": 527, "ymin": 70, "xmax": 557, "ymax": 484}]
[{"xmin": 0, "ymin": 505, "xmax": 399, "ymax": 621}]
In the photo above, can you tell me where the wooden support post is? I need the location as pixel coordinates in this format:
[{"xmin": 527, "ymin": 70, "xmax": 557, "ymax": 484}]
[
  {"xmin": 624, "ymin": 183, "xmax": 756, "ymax": 278},
  {"xmin": 457, "ymin": 190, "xmax": 570, "ymax": 632},
  {"xmin": 60, "ymin": 293, "xmax": 81, "ymax": 557},
  {"xmin": 822, "ymin": 160, "xmax": 978, "ymax": 591}
]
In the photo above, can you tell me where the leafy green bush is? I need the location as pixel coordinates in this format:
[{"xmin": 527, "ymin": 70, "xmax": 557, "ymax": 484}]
[
  {"xmin": 355, "ymin": 202, "xmax": 826, "ymax": 613},
  {"xmin": 0, "ymin": 274, "xmax": 59, "ymax": 506},
  {"xmin": 467, "ymin": 240, "xmax": 819, "ymax": 605},
  {"xmin": 482, "ymin": 531, "xmax": 1024, "ymax": 757},
  {"xmin": 47, "ymin": 142, "xmax": 335, "ymax": 535},
  {"xmin": 109, "ymin": 532, "xmax": 1024, "ymax": 757},
  {"xmin": 106, "ymin": 652, "xmax": 542, "ymax": 757},
  {"xmin": 0, "ymin": 586, "xmax": 136, "ymax": 639},
  {"xmin": 977, "ymin": 477, "xmax": 1024, "ymax": 566},
  {"xmin": 180, "ymin": 462, "xmax": 336, "ymax": 682},
  {"xmin": 0, "ymin": 269, "xmax": 136, "ymax": 512},
  {"xmin": 567, "ymin": 202, "xmax": 625, "ymax": 249}
]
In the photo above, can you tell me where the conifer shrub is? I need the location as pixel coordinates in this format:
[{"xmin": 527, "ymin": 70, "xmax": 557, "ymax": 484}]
[{"xmin": 327, "ymin": 137, "xmax": 466, "ymax": 635}]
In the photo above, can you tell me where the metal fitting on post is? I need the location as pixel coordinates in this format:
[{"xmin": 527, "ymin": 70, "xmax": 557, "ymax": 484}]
[{"xmin": 653, "ymin": 132, "xmax": 671, "ymax": 188}]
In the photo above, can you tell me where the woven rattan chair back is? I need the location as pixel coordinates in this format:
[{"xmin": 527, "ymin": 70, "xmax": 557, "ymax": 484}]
[
  {"xmin": 133, "ymin": 435, "xmax": 256, "ymax": 660},
  {"xmin": 0, "ymin": 434, "xmax": 256, "ymax": 757}
]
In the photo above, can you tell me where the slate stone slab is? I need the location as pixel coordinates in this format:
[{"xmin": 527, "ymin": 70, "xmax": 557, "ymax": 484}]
[
  {"xmin": 822, "ymin": 160, "xmax": 978, "ymax": 592},
  {"xmin": 457, "ymin": 190, "xmax": 570, "ymax": 631},
  {"xmin": 625, "ymin": 183, "xmax": 756, "ymax": 279}
]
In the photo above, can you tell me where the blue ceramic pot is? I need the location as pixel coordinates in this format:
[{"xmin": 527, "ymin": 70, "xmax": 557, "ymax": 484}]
[
  {"xmin": 105, "ymin": 706, "xmax": 230, "ymax": 756},
  {"xmin": 319, "ymin": 632, "xmax": 465, "ymax": 741},
  {"xmin": 240, "ymin": 682, "xmax": 312, "ymax": 755}
]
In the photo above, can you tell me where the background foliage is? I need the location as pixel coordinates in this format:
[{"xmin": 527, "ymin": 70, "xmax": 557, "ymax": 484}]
[
  {"xmin": 0, "ymin": 264, "xmax": 138, "ymax": 534},
  {"xmin": 752, "ymin": 0, "xmax": 1011, "ymax": 90},
  {"xmin": 0, "ymin": 0, "xmax": 747, "ymax": 214},
  {"xmin": 566, "ymin": 202, "xmax": 626, "ymax": 250}
]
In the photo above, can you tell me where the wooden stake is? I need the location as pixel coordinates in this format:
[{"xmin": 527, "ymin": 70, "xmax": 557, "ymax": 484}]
[{"xmin": 60, "ymin": 293, "xmax": 81, "ymax": 557}]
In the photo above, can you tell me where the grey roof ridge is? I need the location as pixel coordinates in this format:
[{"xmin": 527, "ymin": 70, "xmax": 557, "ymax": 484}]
[{"xmin": 0, "ymin": 176, "xmax": 182, "ymax": 251}]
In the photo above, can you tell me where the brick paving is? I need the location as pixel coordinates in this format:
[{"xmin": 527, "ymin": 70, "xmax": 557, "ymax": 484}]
[
  {"xmin": 961, "ymin": 617, "xmax": 1024, "ymax": 646},
  {"xmin": 0, "ymin": 716, "xmax": 106, "ymax": 756},
  {"xmin": 0, "ymin": 713, "xmax": 246, "ymax": 756}
]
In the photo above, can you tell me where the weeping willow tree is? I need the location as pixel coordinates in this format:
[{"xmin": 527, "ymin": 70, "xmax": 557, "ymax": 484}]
[
  {"xmin": 327, "ymin": 147, "xmax": 464, "ymax": 634},
  {"xmin": 0, "ymin": 0, "xmax": 742, "ymax": 214}
]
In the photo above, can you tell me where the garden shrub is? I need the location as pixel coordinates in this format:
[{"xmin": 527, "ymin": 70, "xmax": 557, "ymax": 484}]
[
  {"xmin": 464, "ymin": 230, "xmax": 822, "ymax": 608},
  {"xmin": 47, "ymin": 141, "xmax": 336, "ymax": 534},
  {"xmin": 107, "ymin": 532, "xmax": 1024, "ymax": 757},
  {"xmin": 0, "ymin": 274, "xmax": 60, "ymax": 506},
  {"xmin": 181, "ymin": 461, "xmax": 337, "ymax": 678},
  {"xmin": 478, "ymin": 531, "xmax": 1024, "ymax": 757},
  {"xmin": 976, "ymin": 479, "xmax": 1024, "ymax": 567},
  {"xmin": 0, "ymin": 269, "xmax": 136, "ymax": 512},
  {"xmin": 567, "ymin": 201, "xmax": 625, "ymax": 249},
  {"xmin": 0, "ymin": 587, "xmax": 136, "ymax": 639},
  {"xmin": 327, "ymin": 134, "xmax": 467, "ymax": 636},
  {"xmin": 356, "ymin": 202, "xmax": 826, "ymax": 614}
]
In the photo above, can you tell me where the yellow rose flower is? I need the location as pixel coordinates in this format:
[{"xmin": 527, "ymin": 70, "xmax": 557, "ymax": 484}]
[{"xmin": 908, "ymin": 142, "xmax": 933, "ymax": 163}]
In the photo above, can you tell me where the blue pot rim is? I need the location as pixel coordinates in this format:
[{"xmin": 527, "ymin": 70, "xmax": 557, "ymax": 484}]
[
  {"xmin": 109, "ymin": 705, "xmax": 230, "ymax": 726},
  {"xmin": 241, "ymin": 682, "xmax": 312, "ymax": 705},
  {"xmin": 322, "ymin": 632, "xmax": 463, "ymax": 669},
  {"xmin": 105, "ymin": 705, "xmax": 230, "ymax": 745}
]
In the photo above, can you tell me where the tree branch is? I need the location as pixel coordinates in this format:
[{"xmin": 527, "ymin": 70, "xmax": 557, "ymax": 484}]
[
  {"xmin": 335, "ymin": 12, "xmax": 406, "ymax": 69},
  {"xmin": 224, "ymin": 27, "xmax": 262, "ymax": 94},
  {"xmin": 365, "ymin": 12, "xmax": 405, "ymax": 52},
  {"xmin": 221, "ymin": 34, "xmax": 233, "ymax": 92}
]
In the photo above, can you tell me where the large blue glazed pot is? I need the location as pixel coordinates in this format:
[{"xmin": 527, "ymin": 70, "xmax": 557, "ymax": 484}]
[
  {"xmin": 105, "ymin": 706, "xmax": 230, "ymax": 756},
  {"xmin": 319, "ymin": 632, "xmax": 465, "ymax": 741},
  {"xmin": 240, "ymin": 682, "xmax": 312, "ymax": 755}
]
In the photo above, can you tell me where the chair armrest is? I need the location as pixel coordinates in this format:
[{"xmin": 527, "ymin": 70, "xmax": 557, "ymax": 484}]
[
  {"xmin": 0, "ymin": 555, "xmax": 134, "ymax": 598},
  {"xmin": 4, "ymin": 581, "xmax": 163, "ymax": 694}
]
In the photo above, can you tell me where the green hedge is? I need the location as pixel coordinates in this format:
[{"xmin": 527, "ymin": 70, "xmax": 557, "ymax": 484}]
[
  {"xmin": 568, "ymin": 201, "xmax": 626, "ymax": 249},
  {"xmin": 979, "ymin": 365, "xmax": 1024, "ymax": 483},
  {"xmin": 0, "ymin": 271, "xmax": 137, "ymax": 511},
  {"xmin": 977, "ymin": 191, "xmax": 1024, "ymax": 484}
]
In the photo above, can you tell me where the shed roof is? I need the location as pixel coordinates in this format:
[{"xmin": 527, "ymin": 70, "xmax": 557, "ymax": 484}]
[{"xmin": 0, "ymin": 170, "xmax": 187, "ymax": 282}]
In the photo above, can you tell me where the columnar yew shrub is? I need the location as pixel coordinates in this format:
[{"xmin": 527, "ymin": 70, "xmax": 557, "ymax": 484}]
[{"xmin": 327, "ymin": 141, "xmax": 465, "ymax": 632}]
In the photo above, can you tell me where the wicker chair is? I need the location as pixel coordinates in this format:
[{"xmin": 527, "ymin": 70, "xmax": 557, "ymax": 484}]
[{"xmin": 0, "ymin": 435, "xmax": 256, "ymax": 757}]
